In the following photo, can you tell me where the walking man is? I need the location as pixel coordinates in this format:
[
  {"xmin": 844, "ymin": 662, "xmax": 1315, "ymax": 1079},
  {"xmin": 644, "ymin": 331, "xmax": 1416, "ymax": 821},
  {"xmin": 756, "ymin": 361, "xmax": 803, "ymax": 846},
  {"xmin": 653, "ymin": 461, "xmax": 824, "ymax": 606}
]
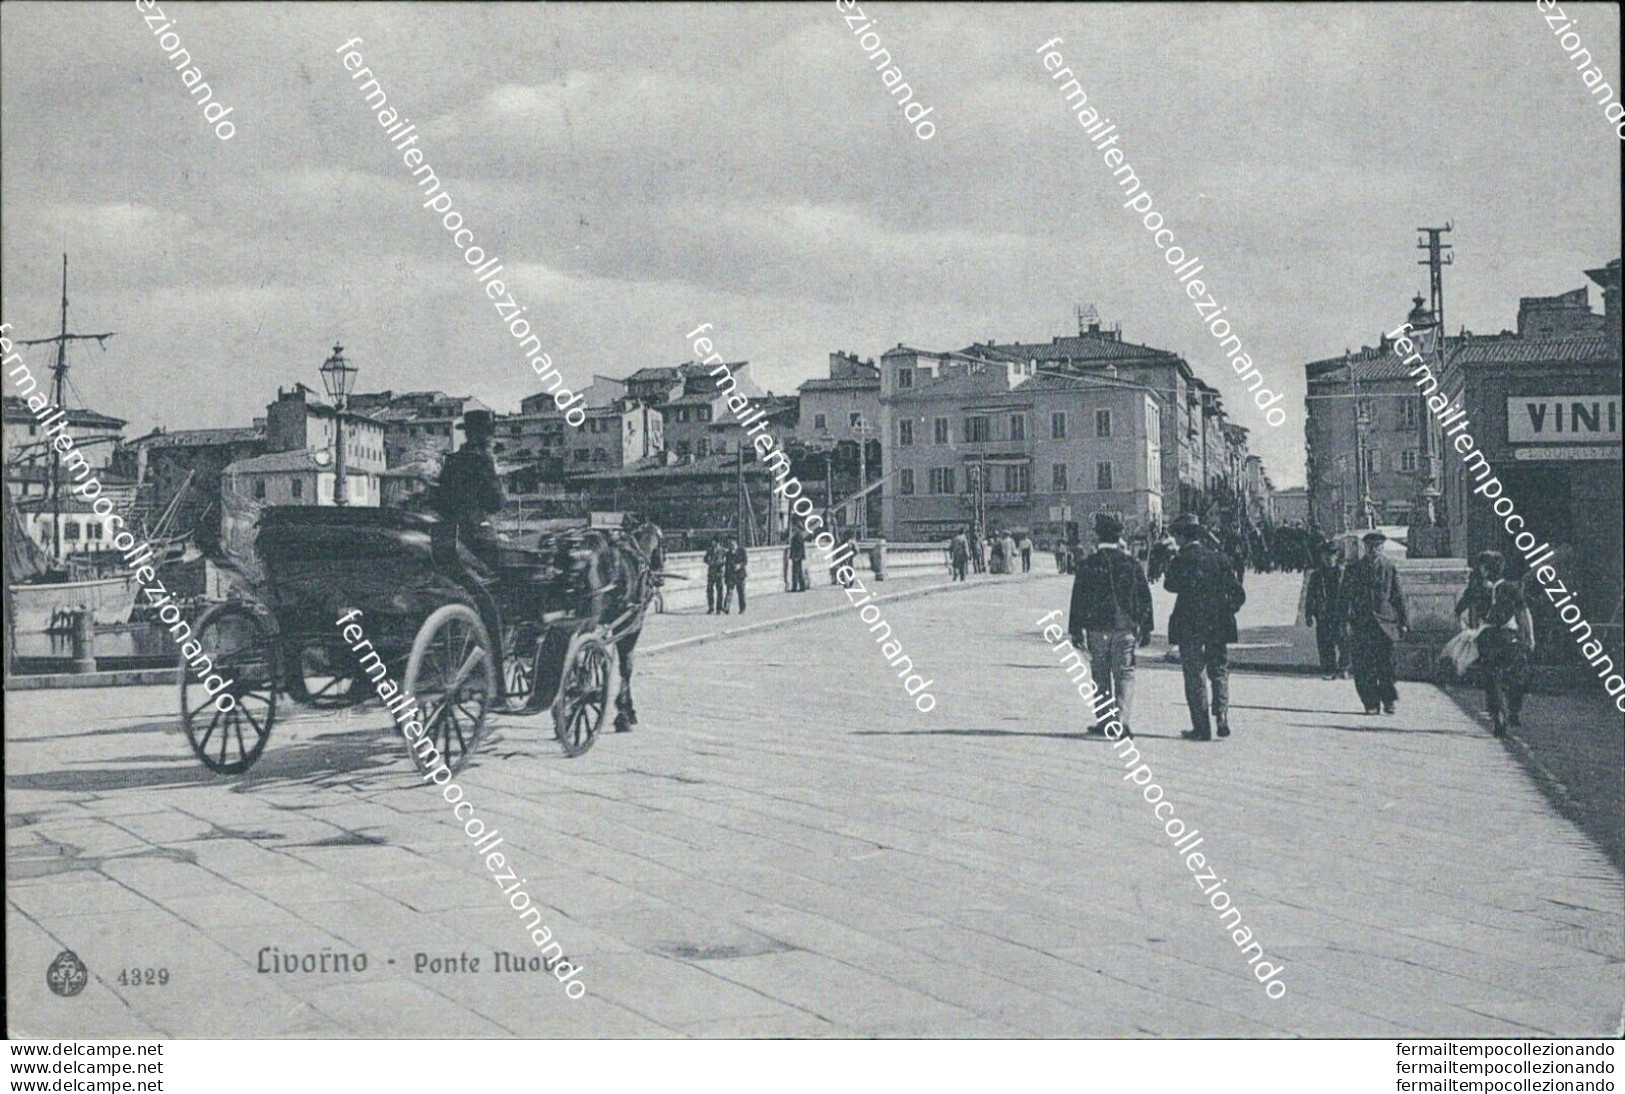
[
  {"xmin": 723, "ymin": 537, "xmax": 748, "ymax": 614},
  {"xmin": 1344, "ymin": 530, "xmax": 1408, "ymax": 715},
  {"xmin": 788, "ymin": 528, "xmax": 808, "ymax": 592},
  {"xmin": 1304, "ymin": 540, "xmax": 1349, "ymax": 679},
  {"xmin": 950, "ymin": 527, "xmax": 970, "ymax": 582},
  {"xmin": 704, "ymin": 536, "xmax": 727, "ymax": 614},
  {"xmin": 1164, "ymin": 514, "xmax": 1245, "ymax": 741},
  {"xmin": 1018, "ymin": 532, "xmax": 1033, "ymax": 574},
  {"xmin": 1069, "ymin": 513, "xmax": 1153, "ymax": 737}
]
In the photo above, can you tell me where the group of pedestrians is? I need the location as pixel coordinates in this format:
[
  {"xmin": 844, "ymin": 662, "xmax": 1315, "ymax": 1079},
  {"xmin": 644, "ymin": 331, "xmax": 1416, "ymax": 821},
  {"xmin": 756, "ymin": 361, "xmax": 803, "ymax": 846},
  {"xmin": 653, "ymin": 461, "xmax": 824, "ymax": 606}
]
[
  {"xmin": 704, "ymin": 536, "xmax": 749, "ymax": 614},
  {"xmin": 1063, "ymin": 513, "xmax": 1430, "ymax": 740},
  {"xmin": 948, "ymin": 527, "xmax": 1033, "ymax": 580},
  {"xmin": 1066, "ymin": 512, "xmax": 1242, "ymax": 741}
]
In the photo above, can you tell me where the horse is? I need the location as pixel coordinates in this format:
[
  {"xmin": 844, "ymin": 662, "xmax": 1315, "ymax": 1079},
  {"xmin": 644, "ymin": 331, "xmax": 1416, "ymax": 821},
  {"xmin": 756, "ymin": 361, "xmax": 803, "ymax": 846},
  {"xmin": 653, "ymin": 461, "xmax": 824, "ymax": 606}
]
[{"xmin": 575, "ymin": 520, "xmax": 663, "ymax": 733}]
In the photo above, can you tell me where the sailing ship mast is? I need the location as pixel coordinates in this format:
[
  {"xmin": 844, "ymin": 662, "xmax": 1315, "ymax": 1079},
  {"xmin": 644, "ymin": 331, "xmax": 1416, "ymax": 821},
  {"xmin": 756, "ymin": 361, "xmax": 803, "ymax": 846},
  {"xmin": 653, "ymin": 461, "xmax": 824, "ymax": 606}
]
[{"xmin": 16, "ymin": 255, "xmax": 114, "ymax": 562}]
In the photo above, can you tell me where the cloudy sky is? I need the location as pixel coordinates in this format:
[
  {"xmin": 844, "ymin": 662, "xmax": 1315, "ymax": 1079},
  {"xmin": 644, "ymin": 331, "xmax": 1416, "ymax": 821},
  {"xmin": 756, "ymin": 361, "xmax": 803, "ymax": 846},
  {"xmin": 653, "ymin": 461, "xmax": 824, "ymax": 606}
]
[{"xmin": 2, "ymin": 2, "xmax": 1620, "ymax": 486}]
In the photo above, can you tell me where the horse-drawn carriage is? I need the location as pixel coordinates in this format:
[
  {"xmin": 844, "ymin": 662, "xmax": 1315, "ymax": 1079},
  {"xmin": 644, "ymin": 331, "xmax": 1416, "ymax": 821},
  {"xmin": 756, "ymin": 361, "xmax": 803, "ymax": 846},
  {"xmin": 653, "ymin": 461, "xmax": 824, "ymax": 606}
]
[{"xmin": 178, "ymin": 507, "xmax": 659, "ymax": 776}]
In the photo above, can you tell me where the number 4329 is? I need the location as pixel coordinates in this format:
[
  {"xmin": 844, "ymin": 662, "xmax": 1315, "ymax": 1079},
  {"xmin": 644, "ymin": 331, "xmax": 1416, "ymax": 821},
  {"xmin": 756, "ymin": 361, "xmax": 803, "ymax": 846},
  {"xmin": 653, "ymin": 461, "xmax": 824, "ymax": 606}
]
[{"xmin": 117, "ymin": 968, "xmax": 169, "ymax": 986}]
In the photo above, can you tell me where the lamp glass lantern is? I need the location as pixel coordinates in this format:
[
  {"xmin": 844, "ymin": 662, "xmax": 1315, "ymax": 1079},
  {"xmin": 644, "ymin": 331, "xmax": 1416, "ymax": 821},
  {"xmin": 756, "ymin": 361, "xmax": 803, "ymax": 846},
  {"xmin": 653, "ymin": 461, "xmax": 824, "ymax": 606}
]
[{"xmin": 319, "ymin": 343, "xmax": 357, "ymax": 407}]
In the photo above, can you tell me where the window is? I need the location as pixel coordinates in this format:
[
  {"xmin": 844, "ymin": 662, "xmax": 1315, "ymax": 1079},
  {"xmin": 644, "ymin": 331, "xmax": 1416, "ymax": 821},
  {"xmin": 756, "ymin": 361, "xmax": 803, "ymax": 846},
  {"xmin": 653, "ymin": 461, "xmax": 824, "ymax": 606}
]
[
  {"xmin": 1009, "ymin": 414, "xmax": 1026, "ymax": 441},
  {"xmin": 1003, "ymin": 464, "xmax": 1030, "ymax": 493},
  {"xmin": 1400, "ymin": 449, "xmax": 1418, "ymax": 473},
  {"xmin": 897, "ymin": 419, "xmax": 914, "ymax": 447},
  {"xmin": 699, "ymin": 406, "xmax": 712, "ymax": 422},
  {"xmin": 928, "ymin": 467, "xmax": 956, "ymax": 494},
  {"xmin": 1096, "ymin": 409, "xmax": 1112, "ymax": 438},
  {"xmin": 899, "ymin": 469, "xmax": 915, "ymax": 495},
  {"xmin": 897, "ymin": 368, "xmax": 914, "ymax": 389},
  {"xmin": 696, "ymin": 438, "xmax": 710, "ymax": 458},
  {"xmin": 291, "ymin": 478, "xmax": 303, "ymax": 499},
  {"xmin": 1052, "ymin": 463, "xmax": 1068, "ymax": 492},
  {"xmin": 849, "ymin": 412, "xmax": 862, "ymax": 428},
  {"xmin": 89, "ymin": 522, "xmax": 103, "ymax": 540},
  {"xmin": 963, "ymin": 416, "xmax": 991, "ymax": 443},
  {"xmin": 1399, "ymin": 400, "xmax": 1419, "ymax": 430},
  {"xmin": 1096, "ymin": 462, "xmax": 1114, "ymax": 491},
  {"xmin": 1357, "ymin": 398, "xmax": 1375, "ymax": 428},
  {"xmin": 814, "ymin": 413, "xmax": 827, "ymax": 431},
  {"xmin": 675, "ymin": 441, "xmax": 691, "ymax": 459},
  {"xmin": 64, "ymin": 520, "xmax": 80, "ymax": 541},
  {"xmin": 253, "ymin": 477, "xmax": 266, "ymax": 500},
  {"xmin": 510, "ymin": 424, "xmax": 522, "ymax": 437},
  {"xmin": 933, "ymin": 417, "xmax": 950, "ymax": 444},
  {"xmin": 574, "ymin": 447, "xmax": 590, "ymax": 462},
  {"xmin": 1051, "ymin": 411, "xmax": 1067, "ymax": 439}
]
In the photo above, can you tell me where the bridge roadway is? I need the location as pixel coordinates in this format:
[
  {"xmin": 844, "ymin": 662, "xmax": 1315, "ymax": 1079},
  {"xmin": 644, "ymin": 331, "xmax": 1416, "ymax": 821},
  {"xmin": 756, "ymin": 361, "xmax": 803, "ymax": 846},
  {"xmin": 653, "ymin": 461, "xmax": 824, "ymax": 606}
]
[{"xmin": 6, "ymin": 570, "xmax": 1622, "ymax": 1036}]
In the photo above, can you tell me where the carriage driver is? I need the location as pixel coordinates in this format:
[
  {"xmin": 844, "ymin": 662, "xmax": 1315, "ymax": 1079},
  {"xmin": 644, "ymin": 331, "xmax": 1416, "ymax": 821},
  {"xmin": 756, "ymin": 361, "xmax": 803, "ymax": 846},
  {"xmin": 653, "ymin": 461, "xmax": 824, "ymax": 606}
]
[{"xmin": 435, "ymin": 408, "xmax": 505, "ymax": 568}]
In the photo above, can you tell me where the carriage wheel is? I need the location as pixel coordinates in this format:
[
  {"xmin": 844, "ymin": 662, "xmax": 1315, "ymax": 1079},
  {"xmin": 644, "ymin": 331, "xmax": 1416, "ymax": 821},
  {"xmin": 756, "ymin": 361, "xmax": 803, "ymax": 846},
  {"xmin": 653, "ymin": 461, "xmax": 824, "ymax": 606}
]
[
  {"xmin": 553, "ymin": 634, "xmax": 612, "ymax": 758},
  {"xmin": 180, "ymin": 602, "xmax": 279, "ymax": 775},
  {"xmin": 500, "ymin": 623, "xmax": 539, "ymax": 714},
  {"xmin": 404, "ymin": 604, "xmax": 496, "ymax": 777},
  {"xmin": 286, "ymin": 637, "xmax": 370, "ymax": 709}
]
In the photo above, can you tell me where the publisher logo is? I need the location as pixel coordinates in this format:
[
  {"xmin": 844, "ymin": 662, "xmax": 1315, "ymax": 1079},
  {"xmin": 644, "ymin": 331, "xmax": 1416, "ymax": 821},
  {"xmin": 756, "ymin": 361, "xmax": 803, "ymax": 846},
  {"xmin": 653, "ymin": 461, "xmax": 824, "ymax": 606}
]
[{"xmin": 47, "ymin": 950, "xmax": 88, "ymax": 997}]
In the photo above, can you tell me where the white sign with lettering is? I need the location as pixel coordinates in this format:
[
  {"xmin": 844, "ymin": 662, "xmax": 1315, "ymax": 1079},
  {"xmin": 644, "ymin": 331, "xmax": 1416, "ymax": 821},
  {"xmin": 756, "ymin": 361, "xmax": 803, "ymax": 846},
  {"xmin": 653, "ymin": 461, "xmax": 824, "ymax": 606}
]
[{"xmin": 1506, "ymin": 395, "xmax": 1620, "ymax": 443}]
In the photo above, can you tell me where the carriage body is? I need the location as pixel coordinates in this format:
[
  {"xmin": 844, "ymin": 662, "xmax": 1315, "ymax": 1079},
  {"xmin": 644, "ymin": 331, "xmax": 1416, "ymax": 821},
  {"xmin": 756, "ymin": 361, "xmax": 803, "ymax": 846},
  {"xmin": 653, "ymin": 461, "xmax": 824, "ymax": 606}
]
[{"xmin": 177, "ymin": 507, "xmax": 628, "ymax": 776}]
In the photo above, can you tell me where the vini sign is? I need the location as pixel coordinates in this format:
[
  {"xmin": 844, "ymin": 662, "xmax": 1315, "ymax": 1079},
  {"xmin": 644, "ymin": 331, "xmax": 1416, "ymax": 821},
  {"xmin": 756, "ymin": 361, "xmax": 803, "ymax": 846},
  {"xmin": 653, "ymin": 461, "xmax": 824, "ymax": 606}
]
[{"xmin": 1506, "ymin": 395, "xmax": 1621, "ymax": 444}]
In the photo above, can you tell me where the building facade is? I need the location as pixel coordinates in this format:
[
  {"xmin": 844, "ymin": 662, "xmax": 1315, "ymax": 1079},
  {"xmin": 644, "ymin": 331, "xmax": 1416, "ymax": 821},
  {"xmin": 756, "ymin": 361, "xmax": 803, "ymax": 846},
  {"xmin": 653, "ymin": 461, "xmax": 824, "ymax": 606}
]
[
  {"xmin": 1438, "ymin": 259, "xmax": 1621, "ymax": 666},
  {"xmin": 881, "ymin": 347, "xmax": 1162, "ymax": 542},
  {"xmin": 222, "ymin": 448, "xmax": 379, "ymax": 507},
  {"xmin": 975, "ymin": 324, "xmax": 1213, "ymax": 520}
]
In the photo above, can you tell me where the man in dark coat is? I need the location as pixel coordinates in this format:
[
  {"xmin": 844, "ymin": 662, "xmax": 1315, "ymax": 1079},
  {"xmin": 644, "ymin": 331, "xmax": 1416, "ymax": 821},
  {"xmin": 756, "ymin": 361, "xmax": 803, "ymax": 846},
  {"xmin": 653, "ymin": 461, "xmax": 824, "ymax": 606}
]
[
  {"xmin": 722, "ymin": 537, "xmax": 748, "ymax": 614},
  {"xmin": 1304, "ymin": 540, "xmax": 1349, "ymax": 679},
  {"xmin": 788, "ymin": 528, "xmax": 808, "ymax": 592},
  {"xmin": 704, "ymin": 537, "xmax": 727, "ymax": 614},
  {"xmin": 1069, "ymin": 513, "xmax": 1154, "ymax": 737},
  {"xmin": 1343, "ymin": 530, "xmax": 1409, "ymax": 714},
  {"xmin": 1164, "ymin": 514, "xmax": 1245, "ymax": 741},
  {"xmin": 949, "ymin": 528, "xmax": 970, "ymax": 582},
  {"xmin": 435, "ymin": 409, "xmax": 505, "ymax": 568}
]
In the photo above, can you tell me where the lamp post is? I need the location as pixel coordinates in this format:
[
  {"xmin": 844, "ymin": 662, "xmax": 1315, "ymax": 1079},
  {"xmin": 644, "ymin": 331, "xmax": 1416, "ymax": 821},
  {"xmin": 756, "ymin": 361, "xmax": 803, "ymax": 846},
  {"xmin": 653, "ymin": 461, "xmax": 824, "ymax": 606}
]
[
  {"xmin": 320, "ymin": 343, "xmax": 357, "ymax": 506},
  {"xmin": 851, "ymin": 415, "xmax": 874, "ymax": 539}
]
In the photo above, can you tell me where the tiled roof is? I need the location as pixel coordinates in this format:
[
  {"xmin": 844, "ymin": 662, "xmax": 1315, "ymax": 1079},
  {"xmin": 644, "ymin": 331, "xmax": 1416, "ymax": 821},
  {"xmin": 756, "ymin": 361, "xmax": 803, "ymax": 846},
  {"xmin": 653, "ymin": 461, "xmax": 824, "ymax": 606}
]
[
  {"xmin": 800, "ymin": 377, "xmax": 880, "ymax": 392},
  {"xmin": 131, "ymin": 427, "xmax": 264, "ymax": 449},
  {"xmin": 1019, "ymin": 372, "xmax": 1160, "ymax": 399},
  {"xmin": 1306, "ymin": 329, "xmax": 1616, "ymax": 385},
  {"xmin": 977, "ymin": 334, "xmax": 1182, "ymax": 363},
  {"xmin": 624, "ymin": 366, "xmax": 681, "ymax": 384},
  {"xmin": 1452, "ymin": 333, "xmax": 1617, "ymax": 366},
  {"xmin": 2, "ymin": 396, "xmax": 127, "ymax": 428}
]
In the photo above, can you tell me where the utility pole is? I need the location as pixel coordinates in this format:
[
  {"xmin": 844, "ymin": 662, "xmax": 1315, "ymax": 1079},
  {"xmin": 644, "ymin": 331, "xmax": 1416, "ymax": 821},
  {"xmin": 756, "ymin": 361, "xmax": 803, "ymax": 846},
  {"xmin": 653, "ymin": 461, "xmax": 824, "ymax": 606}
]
[
  {"xmin": 1415, "ymin": 224, "xmax": 1453, "ymax": 532},
  {"xmin": 736, "ymin": 442, "xmax": 748, "ymax": 546}
]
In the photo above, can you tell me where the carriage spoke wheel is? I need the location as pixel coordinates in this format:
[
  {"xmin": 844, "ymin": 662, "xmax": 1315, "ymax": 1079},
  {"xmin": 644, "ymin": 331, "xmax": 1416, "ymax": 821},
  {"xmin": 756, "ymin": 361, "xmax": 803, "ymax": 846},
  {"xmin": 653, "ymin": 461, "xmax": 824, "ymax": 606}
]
[
  {"xmin": 553, "ymin": 637, "xmax": 611, "ymax": 758},
  {"xmin": 180, "ymin": 603, "xmax": 279, "ymax": 775},
  {"xmin": 404, "ymin": 604, "xmax": 495, "ymax": 777},
  {"xmin": 501, "ymin": 624, "xmax": 539, "ymax": 714}
]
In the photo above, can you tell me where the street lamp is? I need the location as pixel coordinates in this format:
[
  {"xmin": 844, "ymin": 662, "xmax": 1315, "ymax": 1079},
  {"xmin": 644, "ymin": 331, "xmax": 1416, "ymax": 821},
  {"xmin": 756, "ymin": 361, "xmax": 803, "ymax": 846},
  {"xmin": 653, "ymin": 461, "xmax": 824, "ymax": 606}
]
[
  {"xmin": 851, "ymin": 414, "xmax": 874, "ymax": 539},
  {"xmin": 320, "ymin": 343, "xmax": 357, "ymax": 506}
]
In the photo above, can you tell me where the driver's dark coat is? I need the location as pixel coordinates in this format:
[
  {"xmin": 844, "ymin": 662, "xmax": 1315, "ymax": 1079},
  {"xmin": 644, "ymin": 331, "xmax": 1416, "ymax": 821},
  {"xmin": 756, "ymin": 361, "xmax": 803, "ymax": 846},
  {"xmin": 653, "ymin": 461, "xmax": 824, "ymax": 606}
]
[{"xmin": 436, "ymin": 444, "xmax": 503, "ymax": 528}]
